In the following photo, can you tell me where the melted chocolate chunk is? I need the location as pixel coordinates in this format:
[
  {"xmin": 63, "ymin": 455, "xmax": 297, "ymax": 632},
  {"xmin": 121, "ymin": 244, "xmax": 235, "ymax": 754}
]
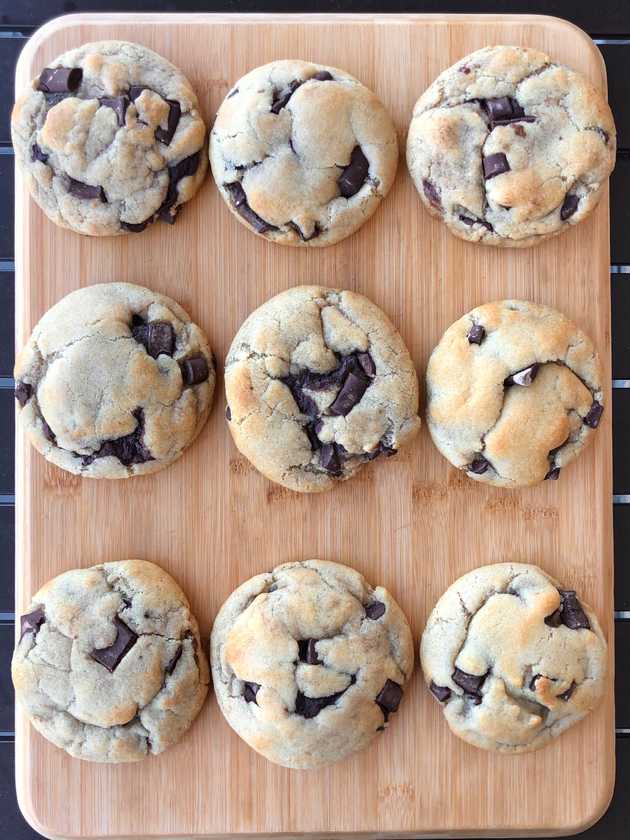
[
  {"xmin": 155, "ymin": 99, "xmax": 181, "ymax": 145},
  {"xmin": 560, "ymin": 194, "xmax": 579, "ymax": 221},
  {"xmin": 14, "ymin": 381, "xmax": 33, "ymax": 407},
  {"xmin": 90, "ymin": 616, "xmax": 138, "ymax": 672},
  {"xmin": 365, "ymin": 601, "xmax": 386, "ymax": 620},
  {"xmin": 243, "ymin": 681, "xmax": 260, "ymax": 703},
  {"xmin": 558, "ymin": 682, "xmax": 576, "ymax": 701},
  {"xmin": 132, "ymin": 320, "xmax": 175, "ymax": 358},
  {"xmin": 483, "ymin": 153, "xmax": 510, "ymax": 179},
  {"xmin": 270, "ymin": 79, "xmax": 301, "ymax": 114},
  {"xmin": 298, "ymin": 639, "xmax": 322, "ymax": 665},
  {"xmin": 467, "ymin": 324, "xmax": 486, "ymax": 344},
  {"xmin": 429, "ymin": 681, "xmax": 451, "ymax": 703},
  {"xmin": 559, "ymin": 590, "xmax": 590, "ymax": 630},
  {"xmin": 37, "ymin": 67, "xmax": 82, "ymax": 94},
  {"xmin": 99, "ymin": 96, "xmax": 129, "ymax": 127},
  {"xmin": 329, "ymin": 370, "xmax": 370, "ymax": 416},
  {"xmin": 226, "ymin": 405, "xmax": 232, "ymax": 421},
  {"xmin": 338, "ymin": 146, "xmax": 369, "ymax": 198},
  {"xmin": 31, "ymin": 143, "xmax": 48, "ymax": 164},
  {"xmin": 545, "ymin": 466, "xmax": 561, "ymax": 481},
  {"xmin": 128, "ymin": 85, "xmax": 149, "ymax": 102},
  {"xmin": 295, "ymin": 686, "xmax": 347, "ymax": 718},
  {"xmin": 544, "ymin": 607, "xmax": 562, "ymax": 628},
  {"xmin": 158, "ymin": 151, "xmax": 201, "ymax": 223},
  {"xmin": 82, "ymin": 408, "xmax": 153, "ymax": 467},
  {"xmin": 319, "ymin": 442, "xmax": 344, "ymax": 476},
  {"xmin": 180, "ymin": 356, "xmax": 210, "ymax": 386},
  {"xmin": 376, "ymin": 679, "xmax": 403, "ymax": 721},
  {"xmin": 224, "ymin": 181, "xmax": 277, "ymax": 234},
  {"xmin": 312, "ymin": 71, "xmax": 334, "ymax": 81},
  {"xmin": 304, "ymin": 422, "xmax": 322, "ymax": 451},
  {"xmin": 68, "ymin": 178, "xmax": 107, "ymax": 202},
  {"xmin": 529, "ymin": 673, "xmax": 542, "ymax": 691},
  {"xmin": 468, "ymin": 455, "xmax": 489, "ymax": 475},
  {"xmin": 288, "ymin": 221, "xmax": 321, "ymax": 242},
  {"xmin": 504, "ymin": 363, "xmax": 540, "ymax": 387},
  {"xmin": 165, "ymin": 644, "xmax": 183, "ymax": 675},
  {"xmin": 459, "ymin": 213, "xmax": 493, "ymax": 232},
  {"xmin": 423, "ymin": 179, "xmax": 441, "ymax": 210},
  {"xmin": 20, "ymin": 606, "xmax": 45, "ymax": 641},
  {"xmin": 121, "ymin": 219, "xmax": 150, "ymax": 233},
  {"xmin": 452, "ymin": 667, "xmax": 486, "ymax": 698},
  {"xmin": 482, "ymin": 97, "xmax": 535, "ymax": 129},
  {"xmin": 583, "ymin": 401, "xmax": 604, "ymax": 428}
]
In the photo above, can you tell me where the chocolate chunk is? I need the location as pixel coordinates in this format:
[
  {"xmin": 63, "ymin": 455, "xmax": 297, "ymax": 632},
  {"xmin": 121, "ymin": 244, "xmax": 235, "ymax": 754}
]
[
  {"xmin": 270, "ymin": 79, "xmax": 301, "ymax": 114},
  {"xmin": 312, "ymin": 71, "xmax": 334, "ymax": 81},
  {"xmin": 365, "ymin": 601, "xmax": 386, "ymax": 620},
  {"xmin": 67, "ymin": 178, "xmax": 107, "ymax": 203},
  {"xmin": 459, "ymin": 213, "xmax": 493, "ymax": 232},
  {"xmin": 558, "ymin": 682, "xmax": 576, "ymax": 701},
  {"xmin": 467, "ymin": 324, "xmax": 486, "ymax": 344},
  {"xmin": 287, "ymin": 221, "xmax": 321, "ymax": 242},
  {"xmin": 121, "ymin": 219, "xmax": 150, "ymax": 233},
  {"xmin": 224, "ymin": 181, "xmax": 277, "ymax": 234},
  {"xmin": 128, "ymin": 85, "xmax": 148, "ymax": 102},
  {"xmin": 14, "ymin": 381, "xmax": 33, "ymax": 407},
  {"xmin": 37, "ymin": 66, "xmax": 82, "ymax": 94},
  {"xmin": 43, "ymin": 92, "xmax": 71, "ymax": 107},
  {"xmin": 545, "ymin": 608, "xmax": 562, "ymax": 628},
  {"xmin": 90, "ymin": 616, "xmax": 138, "ymax": 672},
  {"xmin": 529, "ymin": 674, "xmax": 542, "ymax": 691},
  {"xmin": 338, "ymin": 146, "xmax": 369, "ymax": 198},
  {"xmin": 281, "ymin": 375, "xmax": 318, "ymax": 416},
  {"xmin": 30, "ymin": 143, "xmax": 48, "ymax": 164},
  {"xmin": 468, "ymin": 455, "xmax": 489, "ymax": 475},
  {"xmin": 504, "ymin": 363, "xmax": 539, "ymax": 387},
  {"xmin": 243, "ymin": 681, "xmax": 260, "ymax": 703},
  {"xmin": 295, "ymin": 688, "xmax": 346, "ymax": 718},
  {"xmin": 180, "ymin": 356, "xmax": 210, "ymax": 386},
  {"xmin": 155, "ymin": 99, "xmax": 181, "ymax": 145},
  {"xmin": 82, "ymin": 408, "xmax": 152, "ymax": 467},
  {"xmin": 560, "ymin": 194, "xmax": 579, "ymax": 221},
  {"xmin": 20, "ymin": 606, "xmax": 45, "ymax": 641},
  {"xmin": 319, "ymin": 442, "xmax": 343, "ymax": 476},
  {"xmin": 298, "ymin": 639, "xmax": 321, "ymax": 665},
  {"xmin": 559, "ymin": 590, "xmax": 590, "ymax": 630},
  {"xmin": 483, "ymin": 153, "xmax": 510, "ymax": 179},
  {"xmin": 158, "ymin": 151, "xmax": 201, "ymax": 222},
  {"xmin": 583, "ymin": 401, "xmax": 604, "ymax": 428},
  {"xmin": 545, "ymin": 466, "xmax": 561, "ymax": 481},
  {"xmin": 422, "ymin": 179, "xmax": 441, "ymax": 210},
  {"xmin": 357, "ymin": 352, "xmax": 376, "ymax": 378},
  {"xmin": 226, "ymin": 405, "xmax": 232, "ymax": 421},
  {"xmin": 429, "ymin": 681, "xmax": 451, "ymax": 703},
  {"xmin": 483, "ymin": 97, "xmax": 514, "ymax": 122},
  {"xmin": 452, "ymin": 667, "xmax": 486, "ymax": 697},
  {"xmin": 329, "ymin": 370, "xmax": 369, "ymax": 416},
  {"xmin": 132, "ymin": 320, "xmax": 174, "ymax": 358},
  {"xmin": 165, "ymin": 644, "xmax": 183, "ymax": 675},
  {"xmin": 99, "ymin": 96, "xmax": 129, "ymax": 127},
  {"xmin": 304, "ymin": 422, "xmax": 322, "ymax": 451},
  {"xmin": 376, "ymin": 679, "xmax": 403, "ymax": 720}
]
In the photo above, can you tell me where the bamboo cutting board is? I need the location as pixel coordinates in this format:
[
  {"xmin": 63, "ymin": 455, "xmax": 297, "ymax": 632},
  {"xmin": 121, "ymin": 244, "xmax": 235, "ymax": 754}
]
[{"xmin": 14, "ymin": 13, "xmax": 615, "ymax": 840}]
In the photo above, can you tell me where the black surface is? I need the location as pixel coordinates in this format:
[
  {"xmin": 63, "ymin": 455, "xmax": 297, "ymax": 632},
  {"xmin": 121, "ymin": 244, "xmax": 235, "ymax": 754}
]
[{"xmin": 0, "ymin": 3, "xmax": 629, "ymax": 839}]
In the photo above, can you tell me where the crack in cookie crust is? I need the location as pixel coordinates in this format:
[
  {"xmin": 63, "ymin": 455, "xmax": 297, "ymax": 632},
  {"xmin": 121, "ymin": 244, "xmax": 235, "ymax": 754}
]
[
  {"xmin": 224, "ymin": 285, "xmax": 421, "ymax": 493},
  {"xmin": 420, "ymin": 562, "xmax": 607, "ymax": 753},
  {"xmin": 210, "ymin": 559, "xmax": 414, "ymax": 769},
  {"xmin": 406, "ymin": 46, "xmax": 616, "ymax": 247},
  {"xmin": 210, "ymin": 60, "xmax": 399, "ymax": 247},
  {"xmin": 12, "ymin": 559, "xmax": 209, "ymax": 763}
]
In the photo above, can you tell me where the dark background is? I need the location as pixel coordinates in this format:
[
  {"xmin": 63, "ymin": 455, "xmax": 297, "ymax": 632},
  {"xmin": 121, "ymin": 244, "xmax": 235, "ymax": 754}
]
[{"xmin": 0, "ymin": 2, "xmax": 628, "ymax": 838}]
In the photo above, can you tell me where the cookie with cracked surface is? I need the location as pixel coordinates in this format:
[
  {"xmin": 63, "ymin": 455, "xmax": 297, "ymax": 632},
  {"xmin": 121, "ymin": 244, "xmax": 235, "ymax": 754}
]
[
  {"xmin": 406, "ymin": 45, "xmax": 615, "ymax": 247},
  {"xmin": 11, "ymin": 40, "xmax": 207, "ymax": 235},
  {"xmin": 426, "ymin": 300, "xmax": 603, "ymax": 487},
  {"xmin": 210, "ymin": 60, "xmax": 398, "ymax": 246},
  {"xmin": 420, "ymin": 563, "xmax": 607, "ymax": 753},
  {"xmin": 211, "ymin": 559, "xmax": 414, "ymax": 768},
  {"xmin": 224, "ymin": 285, "xmax": 421, "ymax": 492},
  {"xmin": 12, "ymin": 559, "xmax": 209, "ymax": 763},
  {"xmin": 14, "ymin": 282, "xmax": 215, "ymax": 478}
]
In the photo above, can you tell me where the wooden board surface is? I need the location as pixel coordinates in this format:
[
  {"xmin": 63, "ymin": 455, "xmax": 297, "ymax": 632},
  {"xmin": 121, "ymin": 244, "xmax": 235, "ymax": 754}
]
[{"xmin": 14, "ymin": 13, "xmax": 615, "ymax": 840}]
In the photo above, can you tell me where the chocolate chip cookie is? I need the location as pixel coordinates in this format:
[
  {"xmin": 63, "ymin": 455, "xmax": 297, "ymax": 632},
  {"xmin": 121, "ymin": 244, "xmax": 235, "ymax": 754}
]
[
  {"xmin": 14, "ymin": 282, "xmax": 215, "ymax": 477},
  {"xmin": 420, "ymin": 563, "xmax": 607, "ymax": 753},
  {"xmin": 210, "ymin": 60, "xmax": 398, "ymax": 246},
  {"xmin": 211, "ymin": 559, "xmax": 414, "ymax": 769},
  {"xmin": 426, "ymin": 300, "xmax": 603, "ymax": 487},
  {"xmin": 406, "ymin": 45, "xmax": 616, "ymax": 247},
  {"xmin": 12, "ymin": 40, "xmax": 207, "ymax": 235},
  {"xmin": 224, "ymin": 285, "xmax": 421, "ymax": 492},
  {"xmin": 12, "ymin": 559, "xmax": 209, "ymax": 762}
]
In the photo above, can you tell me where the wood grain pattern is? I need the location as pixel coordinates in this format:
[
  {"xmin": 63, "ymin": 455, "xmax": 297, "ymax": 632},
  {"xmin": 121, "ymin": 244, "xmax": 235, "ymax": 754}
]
[{"xmin": 13, "ymin": 13, "xmax": 615, "ymax": 840}]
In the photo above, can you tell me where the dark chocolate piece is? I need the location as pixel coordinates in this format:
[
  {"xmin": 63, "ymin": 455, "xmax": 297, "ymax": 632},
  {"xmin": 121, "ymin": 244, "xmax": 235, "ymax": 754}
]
[
  {"xmin": 365, "ymin": 601, "xmax": 386, "ymax": 620},
  {"xmin": 429, "ymin": 681, "xmax": 451, "ymax": 703},
  {"xmin": 295, "ymin": 686, "xmax": 347, "ymax": 718},
  {"xmin": 468, "ymin": 455, "xmax": 489, "ymax": 475},
  {"xmin": 483, "ymin": 153, "xmax": 510, "ymax": 179},
  {"xmin": 558, "ymin": 682, "xmax": 576, "ymax": 701},
  {"xmin": 90, "ymin": 616, "xmax": 138, "ymax": 672},
  {"xmin": 155, "ymin": 99, "xmax": 181, "ymax": 145},
  {"xmin": 287, "ymin": 221, "xmax": 321, "ymax": 242},
  {"xmin": 226, "ymin": 405, "xmax": 232, "ymax": 421},
  {"xmin": 544, "ymin": 466, "xmax": 561, "ymax": 481},
  {"xmin": 67, "ymin": 178, "xmax": 107, "ymax": 203},
  {"xmin": 329, "ymin": 370, "xmax": 369, "ymax": 416},
  {"xmin": 422, "ymin": 179, "xmax": 441, "ymax": 210},
  {"xmin": 304, "ymin": 422, "xmax": 322, "ymax": 451},
  {"xmin": 158, "ymin": 151, "xmax": 201, "ymax": 222},
  {"xmin": 504, "ymin": 363, "xmax": 540, "ymax": 387},
  {"xmin": 128, "ymin": 85, "xmax": 149, "ymax": 102},
  {"xmin": 467, "ymin": 324, "xmax": 486, "ymax": 344},
  {"xmin": 165, "ymin": 644, "xmax": 183, "ymax": 675},
  {"xmin": 583, "ymin": 401, "xmax": 604, "ymax": 428},
  {"xmin": 559, "ymin": 590, "xmax": 590, "ymax": 630},
  {"xmin": 31, "ymin": 143, "xmax": 48, "ymax": 164},
  {"xmin": 14, "ymin": 381, "xmax": 33, "ymax": 407},
  {"xmin": 312, "ymin": 71, "xmax": 334, "ymax": 81},
  {"xmin": 180, "ymin": 356, "xmax": 210, "ymax": 386},
  {"xmin": 224, "ymin": 181, "xmax": 277, "ymax": 234},
  {"xmin": 132, "ymin": 320, "xmax": 175, "ymax": 358},
  {"xmin": 298, "ymin": 639, "xmax": 321, "ymax": 665},
  {"xmin": 99, "ymin": 96, "xmax": 129, "ymax": 127},
  {"xmin": 544, "ymin": 608, "xmax": 563, "ymax": 628},
  {"xmin": 452, "ymin": 667, "xmax": 486, "ymax": 697},
  {"xmin": 376, "ymin": 679, "xmax": 403, "ymax": 720},
  {"xmin": 560, "ymin": 194, "xmax": 579, "ymax": 221},
  {"xmin": 319, "ymin": 442, "xmax": 343, "ymax": 476},
  {"xmin": 20, "ymin": 606, "xmax": 45, "ymax": 641},
  {"xmin": 458, "ymin": 213, "xmax": 493, "ymax": 232},
  {"xmin": 270, "ymin": 79, "xmax": 301, "ymax": 114},
  {"xmin": 37, "ymin": 66, "xmax": 82, "ymax": 94},
  {"xmin": 357, "ymin": 352, "xmax": 376, "ymax": 378},
  {"xmin": 338, "ymin": 146, "xmax": 369, "ymax": 198},
  {"xmin": 483, "ymin": 96, "xmax": 514, "ymax": 122},
  {"xmin": 121, "ymin": 219, "xmax": 150, "ymax": 233},
  {"xmin": 243, "ymin": 681, "xmax": 260, "ymax": 703},
  {"xmin": 81, "ymin": 408, "xmax": 152, "ymax": 467}
]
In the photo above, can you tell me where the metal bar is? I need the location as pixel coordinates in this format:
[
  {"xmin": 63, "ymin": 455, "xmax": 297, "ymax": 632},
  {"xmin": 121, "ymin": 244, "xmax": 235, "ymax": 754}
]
[
  {"xmin": 0, "ymin": 613, "xmax": 14, "ymax": 622},
  {"xmin": 0, "ymin": 494, "xmax": 15, "ymax": 506},
  {"xmin": 0, "ymin": 377, "xmax": 14, "ymax": 389},
  {"xmin": 0, "ymin": 260, "xmax": 14, "ymax": 272},
  {"xmin": 615, "ymin": 611, "xmax": 630, "ymax": 619},
  {"xmin": 613, "ymin": 380, "xmax": 630, "ymax": 388},
  {"xmin": 614, "ymin": 495, "xmax": 630, "ymax": 504}
]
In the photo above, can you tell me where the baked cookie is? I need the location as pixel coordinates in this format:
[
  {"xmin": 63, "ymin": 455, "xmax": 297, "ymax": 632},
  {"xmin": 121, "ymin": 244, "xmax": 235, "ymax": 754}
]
[
  {"xmin": 420, "ymin": 563, "xmax": 607, "ymax": 753},
  {"xmin": 14, "ymin": 282, "xmax": 215, "ymax": 478},
  {"xmin": 426, "ymin": 300, "xmax": 603, "ymax": 487},
  {"xmin": 406, "ymin": 45, "xmax": 615, "ymax": 247},
  {"xmin": 210, "ymin": 60, "xmax": 398, "ymax": 246},
  {"xmin": 12, "ymin": 40, "xmax": 207, "ymax": 235},
  {"xmin": 12, "ymin": 559, "xmax": 209, "ymax": 763},
  {"xmin": 211, "ymin": 559, "xmax": 414, "ymax": 769},
  {"xmin": 225, "ymin": 285, "xmax": 421, "ymax": 492}
]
